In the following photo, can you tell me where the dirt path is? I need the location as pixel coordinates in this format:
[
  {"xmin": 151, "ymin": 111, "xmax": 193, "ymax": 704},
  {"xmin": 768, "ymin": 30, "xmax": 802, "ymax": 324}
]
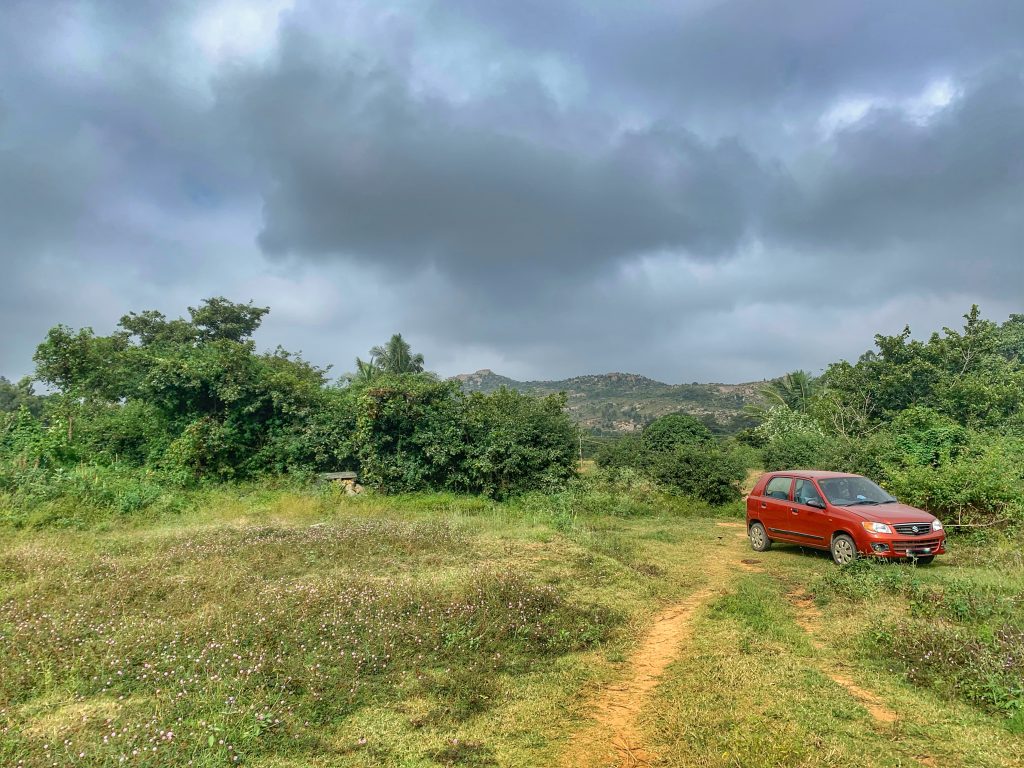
[
  {"xmin": 560, "ymin": 535, "xmax": 744, "ymax": 768},
  {"xmin": 788, "ymin": 589, "xmax": 898, "ymax": 724}
]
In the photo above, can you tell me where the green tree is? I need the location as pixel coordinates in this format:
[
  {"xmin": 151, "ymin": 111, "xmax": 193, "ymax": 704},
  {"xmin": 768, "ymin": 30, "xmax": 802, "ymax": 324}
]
[
  {"xmin": 0, "ymin": 376, "xmax": 47, "ymax": 417},
  {"xmin": 353, "ymin": 375, "xmax": 465, "ymax": 492},
  {"xmin": 640, "ymin": 413, "xmax": 712, "ymax": 455},
  {"xmin": 188, "ymin": 297, "xmax": 269, "ymax": 343},
  {"xmin": 462, "ymin": 388, "xmax": 577, "ymax": 498},
  {"xmin": 369, "ymin": 333, "xmax": 426, "ymax": 374},
  {"xmin": 759, "ymin": 370, "xmax": 817, "ymax": 413},
  {"xmin": 817, "ymin": 306, "xmax": 1024, "ymax": 431}
]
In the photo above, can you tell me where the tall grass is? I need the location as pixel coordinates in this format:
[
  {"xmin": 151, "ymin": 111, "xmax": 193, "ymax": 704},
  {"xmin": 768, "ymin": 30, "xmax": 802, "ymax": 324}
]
[{"xmin": 1, "ymin": 515, "xmax": 620, "ymax": 767}]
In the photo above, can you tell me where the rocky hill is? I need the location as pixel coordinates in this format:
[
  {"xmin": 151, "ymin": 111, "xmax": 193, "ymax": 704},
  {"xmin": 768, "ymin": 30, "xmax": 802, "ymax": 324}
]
[{"xmin": 451, "ymin": 370, "xmax": 765, "ymax": 435}]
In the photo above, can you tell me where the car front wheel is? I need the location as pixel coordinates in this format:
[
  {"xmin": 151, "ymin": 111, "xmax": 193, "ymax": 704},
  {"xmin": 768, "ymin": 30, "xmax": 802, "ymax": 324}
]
[
  {"xmin": 749, "ymin": 522, "xmax": 771, "ymax": 552},
  {"xmin": 831, "ymin": 534, "xmax": 857, "ymax": 565}
]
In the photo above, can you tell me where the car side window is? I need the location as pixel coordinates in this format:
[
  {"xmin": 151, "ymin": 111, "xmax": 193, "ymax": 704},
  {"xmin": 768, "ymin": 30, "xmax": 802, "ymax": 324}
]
[
  {"xmin": 794, "ymin": 479, "xmax": 824, "ymax": 506},
  {"xmin": 764, "ymin": 476, "xmax": 791, "ymax": 500}
]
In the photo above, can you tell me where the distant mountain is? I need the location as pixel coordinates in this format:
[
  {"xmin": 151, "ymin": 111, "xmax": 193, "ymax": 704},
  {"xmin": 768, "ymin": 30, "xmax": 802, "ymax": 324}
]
[{"xmin": 450, "ymin": 370, "xmax": 765, "ymax": 435}]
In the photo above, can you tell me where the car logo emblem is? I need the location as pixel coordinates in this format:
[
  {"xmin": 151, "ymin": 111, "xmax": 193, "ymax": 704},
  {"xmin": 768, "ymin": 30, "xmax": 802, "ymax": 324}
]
[{"xmin": 912, "ymin": 526, "xmax": 920, "ymax": 533}]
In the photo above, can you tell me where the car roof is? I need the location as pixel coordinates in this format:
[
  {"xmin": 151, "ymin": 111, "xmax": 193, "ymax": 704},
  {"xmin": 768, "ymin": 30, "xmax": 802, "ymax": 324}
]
[{"xmin": 765, "ymin": 470, "xmax": 862, "ymax": 479}]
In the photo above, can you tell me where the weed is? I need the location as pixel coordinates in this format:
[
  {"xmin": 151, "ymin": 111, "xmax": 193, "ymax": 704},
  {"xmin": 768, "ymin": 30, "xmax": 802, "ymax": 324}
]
[{"xmin": 0, "ymin": 516, "xmax": 619, "ymax": 767}]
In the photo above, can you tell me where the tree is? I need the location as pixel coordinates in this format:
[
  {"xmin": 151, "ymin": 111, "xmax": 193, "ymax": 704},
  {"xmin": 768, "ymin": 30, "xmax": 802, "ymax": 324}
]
[
  {"xmin": 640, "ymin": 413, "xmax": 712, "ymax": 455},
  {"xmin": 369, "ymin": 333, "xmax": 426, "ymax": 374},
  {"xmin": 0, "ymin": 376, "xmax": 47, "ymax": 417},
  {"xmin": 462, "ymin": 388, "xmax": 577, "ymax": 498},
  {"xmin": 348, "ymin": 357, "xmax": 379, "ymax": 384},
  {"xmin": 817, "ymin": 306, "xmax": 1024, "ymax": 431},
  {"xmin": 188, "ymin": 298, "xmax": 269, "ymax": 343},
  {"xmin": 759, "ymin": 370, "xmax": 817, "ymax": 413}
]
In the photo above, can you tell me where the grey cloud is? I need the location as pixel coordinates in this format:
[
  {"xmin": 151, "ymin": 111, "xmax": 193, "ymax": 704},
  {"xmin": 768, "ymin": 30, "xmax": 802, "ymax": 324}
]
[
  {"xmin": 1, "ymin": 0, "xmax": 1023, "ymax": 385},
  {"xmin": 218, "ymin": 31, "xmax": 780, "ymax": 286},
  {"xmin": 438, "ymin": 1, "xmax": 1024, "ymax": 126}
]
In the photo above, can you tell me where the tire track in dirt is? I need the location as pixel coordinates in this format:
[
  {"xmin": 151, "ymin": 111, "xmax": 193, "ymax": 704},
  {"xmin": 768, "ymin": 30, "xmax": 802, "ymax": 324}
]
[
  {"xmin": 788, "ymin": 589, "xmax": 898, "ymax": 725},
  {"xmin": 560, "ymin": 532, "xmax": 747, "ymax": 768}
]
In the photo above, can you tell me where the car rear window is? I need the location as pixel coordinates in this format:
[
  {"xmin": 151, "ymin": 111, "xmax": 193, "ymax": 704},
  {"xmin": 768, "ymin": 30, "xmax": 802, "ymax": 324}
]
[{"xmin": 764, "ymin": 476, "xmax": 791, "ymax": 500}]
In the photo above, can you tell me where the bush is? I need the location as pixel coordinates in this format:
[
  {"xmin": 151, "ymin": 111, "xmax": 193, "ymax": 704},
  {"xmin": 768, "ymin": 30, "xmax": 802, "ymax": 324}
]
[
  {"xmin": 595, "ymin": 433, "xmax": 643, "ymax": 470},
  {"xmin": 640, "ymin": 413, "xmax": 712, "ymax": 454},
  {"xmin": 593, "ymin": 413, "xmax": 750, "ymax": 504},
  {"xmin": 756, "ymin": 407, "xmax": 828, "ymax": 471},
  {"xmin": 647, "ymin": 444, "xmax": 749, "ymax": 504},
  {"xmin": 0, "ymin": 462, "xmax": 190, "ymax": 528},
  {"xmin": 872, "ymin": 620, "xmax": 1024, "ymax": 717},
  {"xmin": 761, "ymin": 431, "xmax": 828, "ymax": 471},
  {"xmin": 462, "ymin": 388, "xmax": 577, "ymax": 498},
  {"xmin": 353, "ymin": 376, "xmax": 466, "ymax": 493},
  {"xmin": 881, "ymin": 433, "xmax": 1024, "ymax": 523}
]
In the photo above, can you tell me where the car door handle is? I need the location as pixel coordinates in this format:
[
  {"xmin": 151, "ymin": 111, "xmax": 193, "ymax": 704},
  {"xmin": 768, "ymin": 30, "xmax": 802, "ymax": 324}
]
[
  {"xmin": 760, "ymin": 502, "xmax": 767, "ymax": 509},
  {"xmin": 790, "ymin": 507, "xmax": 798, "ymax": 513}
]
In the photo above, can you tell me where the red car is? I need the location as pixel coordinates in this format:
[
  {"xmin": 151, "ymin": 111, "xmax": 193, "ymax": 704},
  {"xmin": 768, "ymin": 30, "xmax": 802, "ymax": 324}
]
[{"xmin": 746, "ymin": 470, "xmax": 946, "ymax": 565}]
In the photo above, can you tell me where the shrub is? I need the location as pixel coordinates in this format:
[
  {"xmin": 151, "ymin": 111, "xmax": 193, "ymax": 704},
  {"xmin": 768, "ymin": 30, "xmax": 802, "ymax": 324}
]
[
  {"xmin": 594, "ymin": 414, "xmax": 749, "ymax": 504},
  {"xmin": 595, "ymin": 433, "xmax": 643, "ymax": 470},
  {"xmin": 871, "ymin": 620, "xmax": 1024, "ymax": 717},
  {"xmin": 353, "ymin": 375, "xmax": 467, "ymax": 493},
  {"xmin": 761, "ymin": 431, "xmax": 828, "ymax": 471},
  {"xmin": 640, "ymin": 413, "xmax": 712, "ymax": 454},
  {"xmin": 881, "ymin": 433, "xmax": 1024, "ymax": 524},
  {"xmin": 462, "ymin": 388, "xmax": 577, "ymax": 498},
  {"xmin": 756, "ymin": 407, "xmax": 828, "ymax": 471},
  {"xmin": 647, "ymin": 444, "xmax": 749, "ymax": 504}
]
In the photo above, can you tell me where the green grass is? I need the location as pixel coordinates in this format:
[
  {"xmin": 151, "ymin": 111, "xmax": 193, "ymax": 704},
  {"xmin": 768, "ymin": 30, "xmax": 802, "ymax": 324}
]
[
  {"xmin": 0, "ymin": 486, "xmax": 726, "ymax": 767},
  {"xmin": 3, "ymin": 487, "xmax": 1023, "ymax": 766}
]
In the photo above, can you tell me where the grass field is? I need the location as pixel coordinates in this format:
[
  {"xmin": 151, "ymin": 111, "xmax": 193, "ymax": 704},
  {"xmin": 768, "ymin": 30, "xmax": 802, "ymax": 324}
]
[{"xmin": 2, "ymin": 485, "xmax": 1022, "ymax": 767}]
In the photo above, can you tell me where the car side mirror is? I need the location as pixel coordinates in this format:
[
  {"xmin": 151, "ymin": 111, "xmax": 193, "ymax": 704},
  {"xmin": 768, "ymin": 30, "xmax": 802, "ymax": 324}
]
[{"xmin": 808, "ymin": 499, "xmax": 826, "ymax": 509}]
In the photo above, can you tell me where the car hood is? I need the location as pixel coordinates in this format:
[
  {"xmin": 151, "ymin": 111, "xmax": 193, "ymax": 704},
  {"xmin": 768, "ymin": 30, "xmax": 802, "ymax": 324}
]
[{"xmin": 843, "ymin": 502, "xmax": 935, "ymax": 524}]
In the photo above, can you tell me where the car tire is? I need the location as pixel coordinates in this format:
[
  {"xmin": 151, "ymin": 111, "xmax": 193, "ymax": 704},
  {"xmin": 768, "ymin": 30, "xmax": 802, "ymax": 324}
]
[
  {"xmin": 830, "ymin": 533, "xmax": 857, "ymax": 566},
  {"xmin": 749, "ymin": 522, "xmax": 772, "ymax": 552},
  {"xmin": 913, "ymin": 555, "xmax": 935, "ymax": 566}
]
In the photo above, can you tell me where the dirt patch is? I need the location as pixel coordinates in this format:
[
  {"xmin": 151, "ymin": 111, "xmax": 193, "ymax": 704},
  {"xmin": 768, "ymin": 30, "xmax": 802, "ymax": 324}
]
[
  {"xmin": 787, "ymin": 589, "xmax": 898, "ymax": 725},
  {"xmin": 561, "ymin": 540, "xmax": 742, "ymax": 767},
  {"xmin": 829, "ymin": 670, "xmax": 898, "ymax": 724},
  {"xmin": 715, "ymin": 522, "xmax": 746, "ymax": 529}
]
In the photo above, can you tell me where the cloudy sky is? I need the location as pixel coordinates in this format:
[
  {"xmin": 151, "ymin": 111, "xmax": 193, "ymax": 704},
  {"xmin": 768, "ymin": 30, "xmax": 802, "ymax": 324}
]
[{"xmin": 1, "ymin": 1, "xmax": 1022, "ymax": 384}]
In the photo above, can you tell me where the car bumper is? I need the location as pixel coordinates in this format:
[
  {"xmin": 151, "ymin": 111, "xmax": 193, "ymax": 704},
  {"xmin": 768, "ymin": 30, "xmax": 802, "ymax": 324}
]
[{"xmin": 859, "ymin": 534, "xmax": 946, "ymax": 558}]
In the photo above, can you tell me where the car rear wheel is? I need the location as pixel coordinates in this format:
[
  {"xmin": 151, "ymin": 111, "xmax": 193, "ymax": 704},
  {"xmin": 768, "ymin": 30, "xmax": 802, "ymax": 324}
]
[
  {"xmin": 913, "ymin": 555, "xmax": 935, "ymax": 565},
  {"xmin": 831, "ymin": 534, "xmax": 857, "ymax": 566},
  {"xmin": 749, "ymin": 522, "xmax": 771, "ymax": 552}
]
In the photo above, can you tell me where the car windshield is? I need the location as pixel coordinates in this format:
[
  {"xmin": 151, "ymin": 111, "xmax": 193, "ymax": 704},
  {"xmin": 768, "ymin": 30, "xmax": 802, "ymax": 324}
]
[{"xmin": 818, "ymin": 477, "xmax": 897, "ymax": 506}]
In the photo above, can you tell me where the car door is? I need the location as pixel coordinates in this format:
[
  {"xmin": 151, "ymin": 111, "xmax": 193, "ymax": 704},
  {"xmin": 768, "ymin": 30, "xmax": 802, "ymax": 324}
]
[
  {"xmin": 759, "ymin": 475, "xmax": 793, "ymax": 539},
  {"xmin": 789, "ymin": 478, "xmax": 830, "ymax": 548}
]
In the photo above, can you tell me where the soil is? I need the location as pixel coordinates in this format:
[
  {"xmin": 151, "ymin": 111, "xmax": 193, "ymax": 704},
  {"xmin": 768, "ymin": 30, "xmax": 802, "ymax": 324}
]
[
  {"xmin": 560, "ymin": 540, "xmax": 742, "ymax": 767},
  {"xmin": 788, "ymin": 589, "xmax": 898, "ymax": 724}
]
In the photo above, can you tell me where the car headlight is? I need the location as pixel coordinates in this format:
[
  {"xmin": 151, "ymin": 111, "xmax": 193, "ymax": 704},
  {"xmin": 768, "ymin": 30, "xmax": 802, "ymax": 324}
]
[
  {"xmin": 932, "ymin": 519, "xmax": 943, "ymax": 531},
  {"xmin": 861, "ymin": 521, "xmax": 893, "ymax": 534}
]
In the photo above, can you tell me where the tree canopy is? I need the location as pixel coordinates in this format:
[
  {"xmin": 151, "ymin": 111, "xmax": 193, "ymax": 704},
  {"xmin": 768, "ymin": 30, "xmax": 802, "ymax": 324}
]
[{"xmin": 2, "ymin": 300, "xmax": 579, "ymax": 501}]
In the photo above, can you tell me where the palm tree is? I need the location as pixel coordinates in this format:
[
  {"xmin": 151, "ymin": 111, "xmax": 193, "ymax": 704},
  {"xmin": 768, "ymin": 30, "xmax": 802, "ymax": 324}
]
[
  {"xmin": 369, "ymin": 333, "xmax": 425, "ymax": 374},
  {"xmin": 350, "ymin": 356, "xmax": 379, "ymax": 384},
  {"xmin": 760, "ymin": 370, "xmax": 817, "ymax": 412}
]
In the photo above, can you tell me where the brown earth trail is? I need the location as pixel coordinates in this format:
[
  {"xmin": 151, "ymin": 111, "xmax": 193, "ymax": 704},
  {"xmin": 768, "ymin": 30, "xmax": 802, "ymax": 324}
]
[
  {"xmin": 560, "ymin": 533, "xmax": 747, "ymax": 768},
  {"xmin": 788, "ymin": 589, "xmax": 898, "ymax": 725}
]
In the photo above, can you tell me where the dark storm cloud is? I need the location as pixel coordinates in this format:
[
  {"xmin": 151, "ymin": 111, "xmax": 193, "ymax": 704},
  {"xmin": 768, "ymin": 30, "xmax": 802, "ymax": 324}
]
[
  {"xmin": 1, "ymin": 0, "xmax": 1022, "ymax": 383},
  {"xmin": 438, "ymin": 1, "xmax": 1024, "ymax": 122},
  {"xmin": 225, "ymin": 30, "xmax": 780, "ymax": 284}
]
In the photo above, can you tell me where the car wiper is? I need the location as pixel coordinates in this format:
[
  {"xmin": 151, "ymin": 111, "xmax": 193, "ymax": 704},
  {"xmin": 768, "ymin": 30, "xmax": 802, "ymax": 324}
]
[{"xmin": 846, "ymin": 500, "xmax": 882, "ymax": 506}]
